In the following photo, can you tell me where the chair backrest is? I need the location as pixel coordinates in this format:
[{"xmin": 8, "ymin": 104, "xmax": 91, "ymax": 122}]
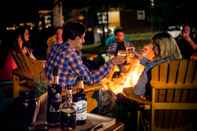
[
  {"xmin": 12, "ymin": 50, "xmax": 33, "ymax": 77},
  {"xmin": 12, "ymin": 50, "xmax": 46, "ymax": 97},
  {"xmin": 12, "ymin": 50, "xmax": 44, "ymax": 79},
  {"xmin": 150, "ymin": 59, "xmax": 197, "ymax": 131}
]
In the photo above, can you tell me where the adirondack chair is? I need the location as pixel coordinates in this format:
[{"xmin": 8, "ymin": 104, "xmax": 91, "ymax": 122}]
[
  {"xmin": 11, "ymin": 50, "xmax": 46, "ymax": 97},
  {"xmin": 149, "ymin": 59, "xmax": 197, "ymax": 131}
]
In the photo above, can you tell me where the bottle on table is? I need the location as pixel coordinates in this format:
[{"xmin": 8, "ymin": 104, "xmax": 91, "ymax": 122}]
[
  {"xmin": 60, "ymin": 86, "xmax": 76, "ymax": 130},
  {"xmin": 73, "ymin": 88, "xmax": 87, "ymax": 125},
  {"xmin": 47, "ymin": 66, "xmax": 62, "ymax": 127},
  {"xmin": 14, "ymin": 90, "xmax": 36, "ymax": 129}
]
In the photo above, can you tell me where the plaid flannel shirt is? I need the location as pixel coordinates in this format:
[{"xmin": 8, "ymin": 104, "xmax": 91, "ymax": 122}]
[{"xmin": 45, "ymin": 43, "xmax": 114, "ymax": 88}]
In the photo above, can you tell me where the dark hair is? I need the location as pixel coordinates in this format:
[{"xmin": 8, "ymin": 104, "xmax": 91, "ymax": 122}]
[
  {"xmin": 152, "ymin": 32, "xmax": 182, "ymax": 59},
  {"xmin": 114, "ymin": 28, "xmax": 124, "ymax": 35},
  {"xmin": 17, "ymin": 26, "xmax": 30, "ymax": 41},
  {"xmin": 12, "ymin": 27, "xmax": 25, "ymax": 49},
  {"xmin": 15, "ymin": 26, "xmax": 31, "ymax": 49},
  {"xmin": 63, "ymin": 21, "xmax": 86, "ymax": 41},
  {"xmin": 152, "ymin": 31, "xmax": 171, "ymax": 41}
]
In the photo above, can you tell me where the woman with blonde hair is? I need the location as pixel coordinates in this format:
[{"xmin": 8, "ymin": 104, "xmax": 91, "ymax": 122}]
[
  {"xmin": 124, "ymin": 32, "xmax": 182, "ymax": 103},
  {"xmin": 152, "ymin": 32, "xmax": 182, "ymax": 59}
]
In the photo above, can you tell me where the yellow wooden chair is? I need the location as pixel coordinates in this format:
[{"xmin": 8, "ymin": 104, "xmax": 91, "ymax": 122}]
[
  {"xmin": 11, "ymin": 50, "xmax": 46, "ymax": 97},
  {"xmin": 149, "ymin": 59, "xmax": 197, "ymax": 131}
]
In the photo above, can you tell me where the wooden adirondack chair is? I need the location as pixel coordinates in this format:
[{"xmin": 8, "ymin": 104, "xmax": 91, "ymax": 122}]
[
  {"xmin": 11, "ymin": 50, "xmax": 46, "ymax": 97},
  {"xmin": 150, "ymin": 59, "xmax": 197, "ymax": 131}
]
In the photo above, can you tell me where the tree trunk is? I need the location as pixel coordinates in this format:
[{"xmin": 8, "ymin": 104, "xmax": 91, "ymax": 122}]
[{"xmin": 53, "ymin": 0, "xmax": 64, "ymax": 28}]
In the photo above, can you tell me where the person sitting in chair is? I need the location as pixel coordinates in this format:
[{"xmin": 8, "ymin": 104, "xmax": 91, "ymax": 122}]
[{"xmin": 124, "ymin": 32, "xmax": 182, "ymax": 104}]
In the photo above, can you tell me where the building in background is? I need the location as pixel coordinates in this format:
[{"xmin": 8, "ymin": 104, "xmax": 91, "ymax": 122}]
[{"xmin": 38, "ymin": 10, "xmax": 52, "ymax": 30}]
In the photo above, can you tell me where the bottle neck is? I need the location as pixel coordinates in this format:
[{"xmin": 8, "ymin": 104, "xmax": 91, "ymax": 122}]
[
  {"xmin": 68, "ymin": 89, "xmax": 73, "ymax": 105},
  {"xmin": 52, "ymin": 76, "xmax": 59, "ymax": 85},
  {"xmin": 63, "ymin": 87, "xmax": 73, "ymax": 107}
]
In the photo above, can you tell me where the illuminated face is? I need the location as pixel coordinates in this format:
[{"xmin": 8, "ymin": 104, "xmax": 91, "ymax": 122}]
[
  {"xmin": 143, "ymin": 43, "xmax": 155, "ymax": 61},
  {"xmin": 115, "ymin": 32, "xmax": 125, "ymax": 43},
  {"xmin": 24, "ymin": 29, "xmax": 30, "ymax": 42},
  {"xmin": 183, "ymin": 25, "xmax": 190, "ymax": 34},
  {"xmin": 56, "ymin": 28, "xmax": 63, "ymax": 42},
  {"xmin": 18, "ymin": 35, "xmax": 23, "ymax": 49},
  {"xmin": 75, "ymin": 33, "xmax": 85, "ymax": 50}
]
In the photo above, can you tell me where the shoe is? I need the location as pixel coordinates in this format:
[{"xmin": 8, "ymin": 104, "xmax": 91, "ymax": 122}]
[{"xmin": 122, "ymin": 87, "xmax": 150, "ymax": 105}]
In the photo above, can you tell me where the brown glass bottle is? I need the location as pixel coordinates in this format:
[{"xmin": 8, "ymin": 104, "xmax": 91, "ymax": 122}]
[
  {"xmin": 73, "ymin": 89, "xmax": 87, "ymax": 125},
  {"xmin": 47, "ymin": 67, "xmax": 62, "ymax": 127}
]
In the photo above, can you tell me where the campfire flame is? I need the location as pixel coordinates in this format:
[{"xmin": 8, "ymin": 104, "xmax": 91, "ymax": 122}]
[
  {"xmin": 122, "ymin": 60, "xmax": 144, "ymax": 88},
  {"xmin": 101, "ymin": 57, "xmax": 144, "ymax": 94}
]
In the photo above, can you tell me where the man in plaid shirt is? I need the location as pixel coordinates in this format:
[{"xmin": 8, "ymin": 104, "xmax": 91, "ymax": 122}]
[{"xmin": 45, "ymin": 21, "xmax": 125, "ymax": 88}]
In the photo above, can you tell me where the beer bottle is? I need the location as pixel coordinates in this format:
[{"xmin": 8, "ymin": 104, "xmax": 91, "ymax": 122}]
[
  {"xmin": 14, "ymin": 90, "xmax": 36, "ymax": 129},
  {"xmin": 47, "ymin": 66, "xmax": 62, "ymax": 127},
  {"xmin": 73, "ymin": 88, "xmax": 87, "ymax": 125}
]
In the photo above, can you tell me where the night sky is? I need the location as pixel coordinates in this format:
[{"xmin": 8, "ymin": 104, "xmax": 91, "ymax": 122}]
[{"xmin": 0, "ymin": 0, "xmax": 53, "ymax": 24}]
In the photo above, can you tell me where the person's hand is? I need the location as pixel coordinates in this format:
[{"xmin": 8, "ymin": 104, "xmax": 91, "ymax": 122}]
[
  {"xmin": 183, "ymin": 34, "xmax": 192, "ymax": 42},
  {"xmin": 111, "ymin": 56, "xmax": 126, "ymax": 65},
  {"xmin": 183, "ymin": 31, "xmax": 190, "ymax": 38},
  {"xmin": 193, "ymin": 44, "xmax": 197, "ymax": 49},
  {"xmin": 183, "ymin": 31, "xmax": 192, "ymax": 42},
  {"xmin": 183, "ymin": 35, "xmax": 197, "ymax": 49}
]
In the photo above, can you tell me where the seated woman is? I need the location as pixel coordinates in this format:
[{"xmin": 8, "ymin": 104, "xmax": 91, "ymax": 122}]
[
  {"xmin": 124, "ymin": 32, "xmax": 182, "ymax": 103},
  {"xmin": 19, "ymin": 26, "xmax": 36, "ymax": 60},
  {"xmin": 0, "ymin": 27, "xmax": 36, "ymax": 80}
]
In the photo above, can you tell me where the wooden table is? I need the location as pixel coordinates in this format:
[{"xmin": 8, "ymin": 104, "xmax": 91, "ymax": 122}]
[{"xmin": 30, "ymin": 113, "xmax": 124, "ymax": 131}]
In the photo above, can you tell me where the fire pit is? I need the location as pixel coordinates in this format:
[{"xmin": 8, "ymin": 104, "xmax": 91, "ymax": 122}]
[{"xmin": 101, "ymin": 56, "xmax": 144, "ymax": 94}]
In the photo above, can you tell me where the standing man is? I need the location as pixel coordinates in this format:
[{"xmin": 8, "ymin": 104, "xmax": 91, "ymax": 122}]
[{"xmin": 45, "ymin": 21, "xmax": 125, "ymax": 91}]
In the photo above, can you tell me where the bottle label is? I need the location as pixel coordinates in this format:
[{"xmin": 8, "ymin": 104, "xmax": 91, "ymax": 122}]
[{"xmin": 73, "ymin": 100, "xmax": 87, "ymax": 121}]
